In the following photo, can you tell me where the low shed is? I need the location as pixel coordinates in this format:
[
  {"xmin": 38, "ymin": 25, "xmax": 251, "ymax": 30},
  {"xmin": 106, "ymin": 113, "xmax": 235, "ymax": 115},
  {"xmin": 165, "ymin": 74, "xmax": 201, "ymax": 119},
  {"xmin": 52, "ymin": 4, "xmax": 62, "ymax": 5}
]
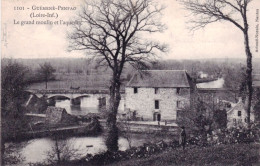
[{"xmin": 45, "ymin": 106, "xmax": 69, "ymax": 125}]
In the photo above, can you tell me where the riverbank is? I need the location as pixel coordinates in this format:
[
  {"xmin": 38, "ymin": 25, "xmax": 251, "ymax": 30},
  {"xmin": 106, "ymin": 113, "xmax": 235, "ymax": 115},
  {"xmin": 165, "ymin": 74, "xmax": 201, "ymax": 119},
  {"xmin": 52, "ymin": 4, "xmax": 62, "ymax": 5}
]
[
  {"xmin": 109, "ymin": 143, "xmax": 260, "ymax": 166},
  {"xmin": 6, "ymin": 132, "xmax": 176, "ymax": 164},
  {"xmin": 23, "ymin": 123, "xmax": 101, "ymax": 140},
  {"xmin": 100, "ymin": 120, "xmax": 179, "ymax": 135},
  {"xmin": 6, "ymin": 120, "xmax": 102, "ymax": 143},
  {"xmin": 38, "ymin": 141, "xmax": 259, "ymax": 166}
]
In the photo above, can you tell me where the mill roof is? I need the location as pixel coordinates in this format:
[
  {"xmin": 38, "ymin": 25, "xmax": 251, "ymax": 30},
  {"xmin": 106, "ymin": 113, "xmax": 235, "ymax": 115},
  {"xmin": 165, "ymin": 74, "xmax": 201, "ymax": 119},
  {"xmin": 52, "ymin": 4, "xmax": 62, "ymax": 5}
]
[{"xmin": 126, "ymin": 70, "xmax": 193, "ymax": 88}]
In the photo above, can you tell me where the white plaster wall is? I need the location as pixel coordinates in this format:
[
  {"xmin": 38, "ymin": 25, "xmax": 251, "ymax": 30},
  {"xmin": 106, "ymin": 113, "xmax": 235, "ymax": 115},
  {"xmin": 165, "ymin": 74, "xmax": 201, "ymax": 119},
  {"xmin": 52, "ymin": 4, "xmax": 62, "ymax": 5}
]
[
  {"xmin": 227, "ymin": 109, "xmax": 255, "ymax": 128},
  {"xmin": 125, "ymin": 87, "xmax": 190, "ymax": 121}
]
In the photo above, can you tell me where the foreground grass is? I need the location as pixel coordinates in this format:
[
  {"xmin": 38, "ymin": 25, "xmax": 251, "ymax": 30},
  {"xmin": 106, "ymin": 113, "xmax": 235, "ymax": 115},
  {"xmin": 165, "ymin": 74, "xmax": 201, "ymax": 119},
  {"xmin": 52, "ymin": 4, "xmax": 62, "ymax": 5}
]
[{"xmin": 109, "ymin": 143, "xmax": 260, "ymax": 166}]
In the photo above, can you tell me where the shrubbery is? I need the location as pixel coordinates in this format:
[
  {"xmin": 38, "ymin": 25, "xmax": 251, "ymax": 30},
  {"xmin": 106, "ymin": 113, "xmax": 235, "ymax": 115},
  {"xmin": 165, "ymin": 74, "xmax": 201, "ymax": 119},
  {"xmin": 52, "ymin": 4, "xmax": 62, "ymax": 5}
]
[
  {"xmin": 81, "ymin": 140, "xmax": 176, "ymax": 165},
  {"xmin": 75, "ymin": 126, "xmax": 260, "ymax": 165},
  {"xmin": 187, "ymin": 126, "xmax": 260, "ymax": 146}
]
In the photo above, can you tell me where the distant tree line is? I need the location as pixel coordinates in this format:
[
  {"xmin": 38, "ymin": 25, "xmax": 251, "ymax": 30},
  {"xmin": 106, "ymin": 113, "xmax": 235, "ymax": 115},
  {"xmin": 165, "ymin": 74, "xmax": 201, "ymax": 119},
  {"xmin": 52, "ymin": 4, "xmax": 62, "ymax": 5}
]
[{"xmin": 3, "ymin": 58, "xmax": 259, "ymax": 90}]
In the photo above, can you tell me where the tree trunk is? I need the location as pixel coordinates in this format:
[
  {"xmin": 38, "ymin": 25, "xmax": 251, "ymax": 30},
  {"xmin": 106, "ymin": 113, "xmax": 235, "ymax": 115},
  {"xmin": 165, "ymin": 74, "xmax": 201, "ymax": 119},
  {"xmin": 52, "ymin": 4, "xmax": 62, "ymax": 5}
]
[
  {"xmin": 1, "ymin": 136, "xmax": 5, "ymax": 165},
  {"xmin": 45, "ymin": 80, "xmax": 48, "ymax": 89},
  {"xmin": 244, "ymin": 30, "xmax": 253, "ymax": 127},
  {"xmin": 106, "ymin": 73, "xmax": 121, "ymax": 152},
  {"xmin": 55, "ymin": 137, "xmax": 61, "ymax": 163}
]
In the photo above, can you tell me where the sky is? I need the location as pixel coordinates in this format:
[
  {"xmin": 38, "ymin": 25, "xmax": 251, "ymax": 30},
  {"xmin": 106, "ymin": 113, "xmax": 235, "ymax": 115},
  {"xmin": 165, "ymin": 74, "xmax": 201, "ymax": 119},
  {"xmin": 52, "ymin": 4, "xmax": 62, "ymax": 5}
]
[{"xmin": 1, "ymin": 0, "xmax": 260, "ymax": 59}]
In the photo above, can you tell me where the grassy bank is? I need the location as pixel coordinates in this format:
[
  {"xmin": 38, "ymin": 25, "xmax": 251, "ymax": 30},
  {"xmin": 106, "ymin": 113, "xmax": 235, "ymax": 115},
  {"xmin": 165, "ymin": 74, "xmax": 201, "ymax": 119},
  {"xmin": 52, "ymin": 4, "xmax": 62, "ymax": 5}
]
[{"xmin": 109, "ymin": 143, "xmax": 260, "ymax": 166}]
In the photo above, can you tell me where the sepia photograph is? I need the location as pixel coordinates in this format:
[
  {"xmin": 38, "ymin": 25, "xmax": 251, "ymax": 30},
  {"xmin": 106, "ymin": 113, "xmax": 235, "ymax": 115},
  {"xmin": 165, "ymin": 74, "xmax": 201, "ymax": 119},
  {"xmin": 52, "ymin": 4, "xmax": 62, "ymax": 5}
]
[{"xmin": 1, "ymin": 0, "xmax": 260, "ymax": 165}]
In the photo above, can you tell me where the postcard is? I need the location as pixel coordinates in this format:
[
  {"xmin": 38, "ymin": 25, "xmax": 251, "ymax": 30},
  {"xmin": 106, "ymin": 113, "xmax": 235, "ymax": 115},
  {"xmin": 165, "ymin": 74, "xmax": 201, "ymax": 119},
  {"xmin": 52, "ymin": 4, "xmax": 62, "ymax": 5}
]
[{"xmin": 1, "ymin": 0, "xmax": 260, "ymax": 165}]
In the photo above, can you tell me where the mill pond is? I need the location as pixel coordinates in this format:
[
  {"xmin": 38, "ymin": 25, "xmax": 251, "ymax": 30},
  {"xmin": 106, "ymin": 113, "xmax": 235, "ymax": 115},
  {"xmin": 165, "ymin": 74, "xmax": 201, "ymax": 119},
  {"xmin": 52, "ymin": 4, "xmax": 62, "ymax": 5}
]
[{"xmin": 7, "ymin": 95, "xmax": 175, "ymax": 164}]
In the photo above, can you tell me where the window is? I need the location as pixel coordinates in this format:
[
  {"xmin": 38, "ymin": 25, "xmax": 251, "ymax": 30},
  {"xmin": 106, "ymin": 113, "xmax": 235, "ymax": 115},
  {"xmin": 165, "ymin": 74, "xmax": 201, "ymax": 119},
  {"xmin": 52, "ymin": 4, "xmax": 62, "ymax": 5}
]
[
  {"xmin": 238, "ymin": 111, "xmax": 241, "ymax": 117},
  {"xmin": 134, "ymin": 87, "xmax": 138, "ymax": 94},
  {"xmin": 177, "ymin": 100, "xmax": 183, "ymax": 109},
  {"xmin": 155, "ymin": 100, "xmax": 159, "ymax": 109},
  {"xmin": 177, "ymin": 101, "xmax": 180, "ymax": 108},
  {"xmin": 154, "ymin": 88, "xmax": 159, "ymax": 94},
  {"xmin": 176, "ymin": 88, "xmax": 180, "ymax": 94},
  {"xmin": 233, "ymin": 118, "xmax": 236, "ymax": 124}
]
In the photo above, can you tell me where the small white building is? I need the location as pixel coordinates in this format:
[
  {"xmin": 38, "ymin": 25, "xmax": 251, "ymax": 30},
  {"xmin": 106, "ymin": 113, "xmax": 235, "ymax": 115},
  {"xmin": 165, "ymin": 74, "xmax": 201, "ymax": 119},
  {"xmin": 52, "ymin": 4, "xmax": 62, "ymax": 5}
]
[
  {"xmin": 124, "ymin": 70, "xmax": 194, "ymax": 122},
  {"xmin": 227, "ymin": 99, "xmax": 255, "ymax": 128}
]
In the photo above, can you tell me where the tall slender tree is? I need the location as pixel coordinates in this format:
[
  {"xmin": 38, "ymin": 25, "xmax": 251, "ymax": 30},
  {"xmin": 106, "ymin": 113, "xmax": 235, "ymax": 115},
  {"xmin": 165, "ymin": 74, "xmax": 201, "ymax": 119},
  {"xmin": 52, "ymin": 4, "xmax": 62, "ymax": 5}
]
[
  {"xmin": 69, "ymin": 0, "xmax": 167, "ymax": 151},
  {"xmin": 180, "ymin": 0, "xmax": 254, "ymax": 126}
]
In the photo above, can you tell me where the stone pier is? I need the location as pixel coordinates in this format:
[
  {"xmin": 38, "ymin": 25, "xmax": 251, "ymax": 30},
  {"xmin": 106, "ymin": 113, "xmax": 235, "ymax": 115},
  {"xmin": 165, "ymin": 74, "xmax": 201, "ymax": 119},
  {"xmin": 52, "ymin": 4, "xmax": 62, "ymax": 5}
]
[{"xmin": 71, "ymin": 98, "xmax": 81, "ymax": 105}]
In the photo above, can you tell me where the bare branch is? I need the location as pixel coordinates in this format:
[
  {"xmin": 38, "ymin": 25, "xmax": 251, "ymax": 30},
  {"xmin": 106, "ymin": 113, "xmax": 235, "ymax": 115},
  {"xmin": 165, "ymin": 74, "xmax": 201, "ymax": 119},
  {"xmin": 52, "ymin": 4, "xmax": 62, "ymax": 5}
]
[
  {"xmin": 69, "ymin": 0, "xmax": 167, "ymax": 73},
  {"xmin": 179, "ymin": 0, "xmax": 251, "ymax": 32}
]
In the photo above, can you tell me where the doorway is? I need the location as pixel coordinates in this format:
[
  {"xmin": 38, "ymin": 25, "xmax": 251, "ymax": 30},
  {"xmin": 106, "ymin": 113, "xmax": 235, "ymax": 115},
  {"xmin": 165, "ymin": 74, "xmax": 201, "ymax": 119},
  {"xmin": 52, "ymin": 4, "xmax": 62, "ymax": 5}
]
[{"xmin": 153, "ymin": 112, "xmax": 161, "ymax": 121}]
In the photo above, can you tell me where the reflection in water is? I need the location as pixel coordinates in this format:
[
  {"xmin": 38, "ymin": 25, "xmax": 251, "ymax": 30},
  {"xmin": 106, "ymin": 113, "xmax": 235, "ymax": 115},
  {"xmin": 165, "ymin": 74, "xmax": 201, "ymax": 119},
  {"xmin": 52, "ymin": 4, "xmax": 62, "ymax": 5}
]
[
  {"xmin": 21, "ymin": 137, "xmax": 109, "ymax": 163},
  {"xmin": 19, "ymin": 135, "xmax": 169, "ymax": 164},
  {"xmin": 21, "ymin": 138, "xmax": 54, "ymax": 163},
  {"xmin": 55, "ymin": 95, "xmax": 124, "ymax": 116}
]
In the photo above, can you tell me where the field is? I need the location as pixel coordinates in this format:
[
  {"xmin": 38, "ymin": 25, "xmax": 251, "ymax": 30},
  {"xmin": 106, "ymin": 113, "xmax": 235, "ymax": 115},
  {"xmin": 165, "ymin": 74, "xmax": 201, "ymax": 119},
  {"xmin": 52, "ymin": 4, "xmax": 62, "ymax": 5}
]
[
  {"xmin": 5, "ymin": 57, "xmax": 260, "ymax": 91},
  {"xmin": 28, "ymin": 73, "xmax": 111, "ymax": 90},
  {"xmin": 28, "ymin": 72, "xmax": 131, "ymax": 90}
]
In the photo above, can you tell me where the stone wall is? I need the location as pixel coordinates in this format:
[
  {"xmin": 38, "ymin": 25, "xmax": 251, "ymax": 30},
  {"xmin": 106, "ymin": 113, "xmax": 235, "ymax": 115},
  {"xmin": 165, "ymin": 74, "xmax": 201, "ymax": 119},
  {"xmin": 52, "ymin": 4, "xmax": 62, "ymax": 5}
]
[
  {"xmin": 99, "ymin": 120, "xmax": 178, "ymax": 135},
  {"xmin": 124, "ymin": 87, "xmax": 190, "ymax": 121}
]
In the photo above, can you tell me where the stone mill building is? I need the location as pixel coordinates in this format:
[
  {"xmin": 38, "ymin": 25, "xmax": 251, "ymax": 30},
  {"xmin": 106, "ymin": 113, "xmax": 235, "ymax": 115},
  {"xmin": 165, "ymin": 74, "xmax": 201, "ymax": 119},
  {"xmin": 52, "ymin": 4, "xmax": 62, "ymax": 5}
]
[{"xmin": 124, "ymin": 70, "xmax": 195, "ymax": 122}]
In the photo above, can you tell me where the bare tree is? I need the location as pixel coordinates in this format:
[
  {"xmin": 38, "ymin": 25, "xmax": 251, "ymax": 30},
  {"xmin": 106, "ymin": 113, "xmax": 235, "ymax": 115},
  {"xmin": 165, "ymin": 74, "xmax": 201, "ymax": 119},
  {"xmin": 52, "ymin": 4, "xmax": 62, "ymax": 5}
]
[
  {"xmin": 180, "ymin": 0, "xmax": 254, "ymax": 126},
  {"xmin": 69, "ymin": 0, "xmax": 167, "ymax": 152},
  {"xmin": 45, "ymin": 136, "xmax": 81, "ymax": 165},
  {"xmin": 37, "ymin": 62, "xmax": 56, "ymax": 89}
]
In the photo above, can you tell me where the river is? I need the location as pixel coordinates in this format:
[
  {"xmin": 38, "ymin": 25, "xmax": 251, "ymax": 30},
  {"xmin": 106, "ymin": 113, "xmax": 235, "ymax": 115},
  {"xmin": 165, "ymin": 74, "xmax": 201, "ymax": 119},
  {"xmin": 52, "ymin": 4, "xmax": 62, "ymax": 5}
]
[
  {"xmin": 18, "ymin": 136, "xmax": 130, "ymax": 164},
  {"xmin": 11, "ymin": 134, "xmax": 173, "ymax": 164},
  {"xmin": 10, "ymin": 96, "xmax": 169, "ymax": 164},
  {"xmin": 55, "ymin": 95, "xmax": 125, "ymax": 115}
]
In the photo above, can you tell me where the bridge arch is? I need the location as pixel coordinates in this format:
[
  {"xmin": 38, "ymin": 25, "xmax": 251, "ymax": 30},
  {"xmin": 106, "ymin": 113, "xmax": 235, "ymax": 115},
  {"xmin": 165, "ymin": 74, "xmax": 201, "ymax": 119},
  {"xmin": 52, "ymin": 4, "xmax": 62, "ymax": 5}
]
[
  {"xmin": 73, "ymin": 95, "xmax": 90, "ymax": 100},
  {"xmin": 48, "ymin": 95, "xmax": 71, "ymax": 100}
]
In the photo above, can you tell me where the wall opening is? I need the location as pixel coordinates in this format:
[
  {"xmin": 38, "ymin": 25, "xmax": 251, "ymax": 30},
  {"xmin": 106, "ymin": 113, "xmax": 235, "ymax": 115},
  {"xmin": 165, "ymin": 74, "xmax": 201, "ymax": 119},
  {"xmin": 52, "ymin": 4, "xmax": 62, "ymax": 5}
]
[
  {"xmin": 155, "ymin": 100, "xmax": 159, "ymax": 109},
  {"xmin": 134, "ymin": 87, "xmax": 138, "ymax": 94},
  {"xmin": 153, "ymin": 112, "xmax": 161, "ymax": 121}
]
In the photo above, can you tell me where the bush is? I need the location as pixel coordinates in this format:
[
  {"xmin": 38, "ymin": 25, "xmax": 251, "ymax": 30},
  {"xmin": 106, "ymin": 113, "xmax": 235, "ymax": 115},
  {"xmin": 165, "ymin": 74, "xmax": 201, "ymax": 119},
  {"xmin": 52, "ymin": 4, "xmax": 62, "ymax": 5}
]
[
  {"xmin": 84, "ymin": 140, "xmax": 173, "ymax": 165},
  {"xmin": 209, "ymin": 126, "xmax": 260, "ymax": 145},
  {"xmin": 185, "ymin": 126, "xmax": 260, "ymax": 147}
]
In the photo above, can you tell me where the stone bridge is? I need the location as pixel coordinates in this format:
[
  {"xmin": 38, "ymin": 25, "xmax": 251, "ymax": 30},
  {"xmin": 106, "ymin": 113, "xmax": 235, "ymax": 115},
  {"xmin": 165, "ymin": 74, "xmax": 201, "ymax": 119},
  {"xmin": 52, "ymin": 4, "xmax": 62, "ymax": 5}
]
[
  {"xmin": 26, "ymin": 89, "xmax": 124, "ymax": 106},
  {"xmin": 26, "ymin": 89, "xmax": 111, "ymax": 106}
]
